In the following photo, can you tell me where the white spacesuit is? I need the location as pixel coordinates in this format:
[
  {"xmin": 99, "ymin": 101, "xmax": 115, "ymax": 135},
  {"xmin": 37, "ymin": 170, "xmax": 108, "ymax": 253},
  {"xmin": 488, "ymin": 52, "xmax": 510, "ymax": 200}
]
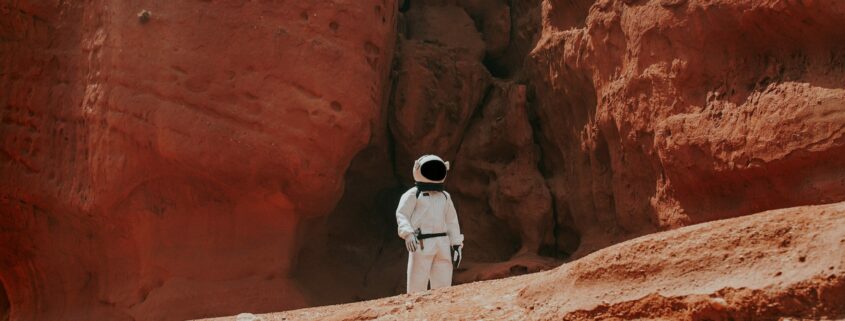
[{"xmin": 396, "ymin": 154, "xmax": 464, "ymax": 293}]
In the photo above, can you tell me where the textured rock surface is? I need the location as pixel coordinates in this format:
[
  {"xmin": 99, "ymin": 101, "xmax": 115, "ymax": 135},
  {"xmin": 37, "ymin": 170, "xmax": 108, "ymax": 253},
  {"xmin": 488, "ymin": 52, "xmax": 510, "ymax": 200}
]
[
  {"xmin": 387, "ymin": 0, "xmax": 560, "ymax": 287},
  {"xmin": 0, "ymin": 1, "xmax": 396, "ymax": 320},
  {"xmin": 292, "ymin": 0, "xmax": 549, "ymax": 305},
  {"xmin": 4, "ymin": 0, "xmax": 845, "ymax": 319},
  {"xmin": 527, "ymin": 0, "xmax": 845, "ymax": 256},
  {"xmin": 201, "ymin": 202, "xmax": 845, "ymax": 321},
  {"xmin": 451, "ymin": 82, "xmax": 553, "ymax": 260},
  {"xmin": 389, "ymin": 37, "xmax": 491, "ymax": 180},
  {"xmin": 296, "ymin": 0, "xmax": 845, "ymax": 308}
]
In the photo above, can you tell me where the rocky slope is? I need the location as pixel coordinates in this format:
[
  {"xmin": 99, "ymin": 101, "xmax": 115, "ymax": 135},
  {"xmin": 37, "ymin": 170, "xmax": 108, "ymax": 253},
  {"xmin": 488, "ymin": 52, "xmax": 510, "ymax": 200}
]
[
  {"xmin": 200, "ymin": 202, "xmax": 845, "ymax": 321},
  {"xmin": 2, "ymin": 0, "xmax": 844, "ymax": 320}
]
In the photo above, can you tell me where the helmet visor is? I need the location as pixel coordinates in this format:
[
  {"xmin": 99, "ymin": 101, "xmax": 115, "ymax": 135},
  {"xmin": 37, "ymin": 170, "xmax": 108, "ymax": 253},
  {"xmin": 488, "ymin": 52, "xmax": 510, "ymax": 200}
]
[{"xmin": 420, "ymin": 160, "xmax": 447, "ymax": 181}]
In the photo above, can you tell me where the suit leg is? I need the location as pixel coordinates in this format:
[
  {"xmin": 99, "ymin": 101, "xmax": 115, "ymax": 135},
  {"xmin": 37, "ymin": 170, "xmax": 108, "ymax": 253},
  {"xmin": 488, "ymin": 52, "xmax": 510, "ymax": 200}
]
[
  {"xmin": 429, "ymin": 238, "xmax": 453, "ymax": 289},
  {"xmin": 407, "ymin": 248, "xmax": 434, "ymax": 293}
]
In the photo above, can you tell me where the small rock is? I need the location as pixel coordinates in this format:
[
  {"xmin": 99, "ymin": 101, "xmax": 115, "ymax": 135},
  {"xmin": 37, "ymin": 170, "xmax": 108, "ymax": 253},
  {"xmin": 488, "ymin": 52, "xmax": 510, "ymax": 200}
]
[
  {"xmin": 138, "ymin": 10, "xmax": 151, "ymax": 23},
  {"xmin": 236, "ymin": 313, "xmax": 264, "ymax": 321},
  {"xmin": 708, "ymin": 297, "xmax": 728, "ymax": 311}
]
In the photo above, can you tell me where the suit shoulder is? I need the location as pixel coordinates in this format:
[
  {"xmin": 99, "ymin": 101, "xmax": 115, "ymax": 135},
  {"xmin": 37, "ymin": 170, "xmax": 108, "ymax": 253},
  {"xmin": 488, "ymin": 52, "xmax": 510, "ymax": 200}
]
[{"xmin": 403, "ymin": 187, "xmax": 418, "ymax": 196}]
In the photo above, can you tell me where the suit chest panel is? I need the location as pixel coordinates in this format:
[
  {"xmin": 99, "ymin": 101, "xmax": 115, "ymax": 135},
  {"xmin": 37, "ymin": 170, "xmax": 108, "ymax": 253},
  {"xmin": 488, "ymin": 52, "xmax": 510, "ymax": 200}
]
[{"xmin": 413, "ymin": 192, "xmax": 447, "ymax": 220}]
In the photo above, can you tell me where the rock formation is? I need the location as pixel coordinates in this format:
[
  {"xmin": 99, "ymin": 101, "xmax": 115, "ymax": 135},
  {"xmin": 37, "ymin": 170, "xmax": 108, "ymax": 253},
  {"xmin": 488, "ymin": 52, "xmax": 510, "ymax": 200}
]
[
  {"xmin": 2, "ymin": 0, "xmax": 845, "ymax": 320},
  {"xmin": 292, "ymin": 0, "xmax": 557, "ymax": 305},
  {"xmin": 0, "ymin": 1, "xmax": 396, "ymax": 320},
  {"xmin": 292, "ymin": 0, "xmax": 845, "ymax": 310},
  {"xmin": 528, "ymin": 0, "xmax": 845, "ymax": 256}
]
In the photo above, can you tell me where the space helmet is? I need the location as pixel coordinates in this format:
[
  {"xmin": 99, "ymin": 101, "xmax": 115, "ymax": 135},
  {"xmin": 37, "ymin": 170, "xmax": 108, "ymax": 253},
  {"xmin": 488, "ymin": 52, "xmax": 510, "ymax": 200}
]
[{"xmin": 412, "ymin": 154, "xmax": 450, "ymax": 184}]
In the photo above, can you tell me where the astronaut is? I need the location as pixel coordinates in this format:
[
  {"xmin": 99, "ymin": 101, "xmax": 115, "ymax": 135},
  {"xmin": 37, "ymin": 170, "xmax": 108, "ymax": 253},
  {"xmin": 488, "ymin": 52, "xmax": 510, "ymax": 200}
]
[{"xmin": 396, "ymin": 154, "xmax": 464, "ymax": 293}]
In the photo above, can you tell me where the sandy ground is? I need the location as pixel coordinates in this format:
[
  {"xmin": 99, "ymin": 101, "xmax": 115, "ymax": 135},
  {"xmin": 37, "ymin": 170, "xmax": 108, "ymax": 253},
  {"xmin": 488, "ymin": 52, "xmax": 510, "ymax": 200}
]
[{"xmin": 199, "ymin": 201, "xmax": 845, "ymax": 321}]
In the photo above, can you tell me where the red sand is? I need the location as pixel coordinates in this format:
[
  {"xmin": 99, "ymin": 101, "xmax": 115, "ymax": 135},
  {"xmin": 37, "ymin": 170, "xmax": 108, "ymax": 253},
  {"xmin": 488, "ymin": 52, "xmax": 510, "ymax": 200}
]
[{"xmin": 202, "ymin": 202, "xmax": 845, "ymax": 320}]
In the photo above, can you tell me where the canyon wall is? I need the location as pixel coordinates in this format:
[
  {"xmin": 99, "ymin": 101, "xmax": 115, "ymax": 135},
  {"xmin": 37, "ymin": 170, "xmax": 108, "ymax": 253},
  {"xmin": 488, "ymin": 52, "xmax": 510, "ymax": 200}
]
[
  {"xmin": 0, "ymin": 1, "xmax": 396, "ymax": 320},
  {"xmin": 2, "ymin": 0, "xmax": 845, "ymax": 320},
  {"xmin": 527, "ymin": 0, "xmax": 845, "ymax": 255},
  {"xmin": 294, "ymin": 0, "xmax": 845, "ymax": 309}
]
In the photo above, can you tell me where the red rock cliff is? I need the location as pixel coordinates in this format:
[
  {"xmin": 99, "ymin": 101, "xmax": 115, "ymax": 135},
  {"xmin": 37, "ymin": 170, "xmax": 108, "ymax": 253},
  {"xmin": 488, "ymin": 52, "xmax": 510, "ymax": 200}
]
[
  {"xmin": 528, "ymin": 0, "xmax": 845, "ymax": 255},
  {"xmin": 2, "ymin": 0, "xmax": 845, "ymax": 320},
  {"xmin": 1, "ymin": 1, "xmax": 395, "ymax": 320},
  {"xmin": 290, "ymin": 0, "xmax": 845, "ymax": 310}
]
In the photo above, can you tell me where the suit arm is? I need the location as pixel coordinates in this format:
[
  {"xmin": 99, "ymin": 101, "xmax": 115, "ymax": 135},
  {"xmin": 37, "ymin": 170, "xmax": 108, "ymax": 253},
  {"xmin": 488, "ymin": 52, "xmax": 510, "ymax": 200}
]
[
  {"xmin": 396, "ymin": 189, "xmax": 417, "ymax": 239},
  {"xmin": 445, "ymin": 193, "xmax": 464, "ymax": 246}
]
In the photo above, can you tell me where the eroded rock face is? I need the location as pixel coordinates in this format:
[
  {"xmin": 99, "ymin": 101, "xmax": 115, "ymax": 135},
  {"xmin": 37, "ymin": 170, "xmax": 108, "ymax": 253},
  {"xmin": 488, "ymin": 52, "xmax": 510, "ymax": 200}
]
[
  {"xmin": 291, "ymin": 0, "xmax": 555, "ymax": 304},
  {"xmin": 388, "ymin": 0, "xmax": 560, "ymax": 283},
  {"xmin": 527, "ymin": 0, "xmax": 845, "ymax": 255},
  {"xmin": 4, "ymin": 0, "xmax": 845, "ymax": 319},
  {"xmin": 451, "ymin": 82, "xmax": 552, "ymax": 259},
  {"xmin": 389, "ymin": 37, "xmax": 491, "ymax": 180},
  {"xmin": 0, "ymin": 1, "xmax": 396, "ymax": 320}
]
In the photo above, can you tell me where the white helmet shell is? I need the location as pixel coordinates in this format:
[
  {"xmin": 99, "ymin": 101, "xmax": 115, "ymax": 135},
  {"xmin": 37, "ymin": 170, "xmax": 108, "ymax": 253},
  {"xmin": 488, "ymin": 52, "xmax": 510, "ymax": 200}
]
[{"xmin": 413, "ymin": 154, "xmax": 450, "ymax": 183}]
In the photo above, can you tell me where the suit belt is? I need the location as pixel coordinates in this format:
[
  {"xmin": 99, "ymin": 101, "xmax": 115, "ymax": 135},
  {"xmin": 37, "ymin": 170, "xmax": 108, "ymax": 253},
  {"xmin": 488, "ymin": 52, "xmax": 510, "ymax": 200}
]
[{"xmin": 416, "ymin": 231, "xmax": 447, "ymax": 240}]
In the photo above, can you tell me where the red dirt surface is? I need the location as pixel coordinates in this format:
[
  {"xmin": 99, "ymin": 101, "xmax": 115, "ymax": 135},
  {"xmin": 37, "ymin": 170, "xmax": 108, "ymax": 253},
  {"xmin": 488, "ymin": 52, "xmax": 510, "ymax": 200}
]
[{"xmin": 201, "ymin": 201, "xmax": 845, "ymax": 321}]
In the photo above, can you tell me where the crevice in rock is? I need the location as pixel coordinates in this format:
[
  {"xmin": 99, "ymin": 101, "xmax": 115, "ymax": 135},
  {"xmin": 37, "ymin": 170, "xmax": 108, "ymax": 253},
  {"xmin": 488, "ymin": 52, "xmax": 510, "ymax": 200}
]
[
  {"xmin": 526, "ymin": 84, "xmax": 581, "ymax": 260},
  {"xmin": 591, "ymin": 127, "xmax": 618, "ymax": 230},
  {"xmin": 386, "ymin": 40, "xmax": 407, "ymax": 183},
  {"xmin": 530, "ymin": 41, "xmax": 603, "ymax": 252},
  {"xmin": 482, "ymin": 55, "xmax": 512, "ymax": 79},
  {"xmin": 538, "ymin": 169, "xmax": 581, "ymax": 259},
  {"xmin": 453, "ymin": 84, "xmax": 495, "ymax": 159}
]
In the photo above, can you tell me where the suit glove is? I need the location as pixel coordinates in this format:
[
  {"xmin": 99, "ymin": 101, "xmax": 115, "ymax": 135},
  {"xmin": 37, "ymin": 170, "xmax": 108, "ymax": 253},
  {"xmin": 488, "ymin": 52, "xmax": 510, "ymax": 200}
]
[
  {"xmin": 404, "ymin": 233, "xmax": 420, "ymax": 252},
  {"xmin": 451, "ymin": 244, "xmax": 463, "ymax": 269}
]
